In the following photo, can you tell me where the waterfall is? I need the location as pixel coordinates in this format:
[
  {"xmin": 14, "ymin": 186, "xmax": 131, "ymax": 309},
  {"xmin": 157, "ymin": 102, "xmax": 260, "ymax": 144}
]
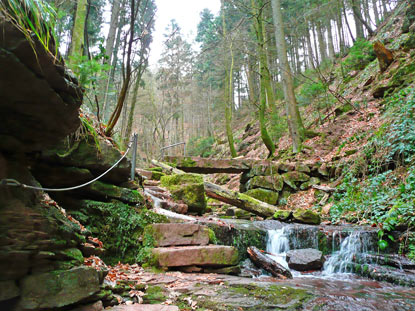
[
  {"xmin": 323, "ymin": 231, "xmax": 370, "ymax": 275},
  {"xmin": 266, "ymin": 228, "xmax": 290, "ymax": 270}
]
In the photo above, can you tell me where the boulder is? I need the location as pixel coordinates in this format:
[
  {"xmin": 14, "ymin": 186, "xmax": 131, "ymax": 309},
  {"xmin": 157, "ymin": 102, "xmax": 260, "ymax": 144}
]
[
  {"xmin": 18, "ymin": 266, "xmax": 101, "ymax": 310},
  {"xmin": 245, "ymin": 188, "xmax": 279, "ymax": 205},
  {"xmin": 282, "ymin": 172, "xmax": 310, "ymax": 190},
  {"xmin": 247, "ymin": 175, "xmax": 283, "ymax": 192},
  {"xmin": 286, "ymin": 248, "xmax": 324, "ymax": 271},
  {"xmin": 0, "ymin": 280, "xmax": 20, "ymax": 301},
  {"xmin": 144, "ymin": 223, "xmax": 209, "ymax": 247},
  {"xmin": 273, "ymin": 210, "xmax": 292, "ymax": 222},
  {"xmin": 152, "ymin": 245, "xmax": 239, "ymax": 268},
  {"xmin": 160, "ymin": 174, "xmax": 206, "ymax": 215},
  {"xmin": 292, "ymin": 209, "xmax": 321, "ymax": 225}
]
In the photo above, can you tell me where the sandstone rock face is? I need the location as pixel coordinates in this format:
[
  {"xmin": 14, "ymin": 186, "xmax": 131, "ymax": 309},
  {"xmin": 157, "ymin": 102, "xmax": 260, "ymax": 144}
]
[
  {"xmin": 286, "ymin": 248, "xmax": 324, "ymax": 271},
  {"xmin": 152, "ymin": 245, "xmax": 239, "ymax": 268},
  {"xmin": 0, "ymin": 20, "xmax": 82, "ymax": 153},
  {"xmin": 145, "ymin": 224, "xmax": 209, "ymax": 247},
  {"xmin": 245, "ymin": 188, "xmax": 279, "ymax": 205},
  {"xmin": 0, "ymin": 280, "xmax": 20, "ymax": 301},
  {"xmin": 19, "ymin": 266, "xmax": 100, "ymax": 310},
  {"xmin": 247, "ymin": 175, "xmax": 283, "ymax": 192}
]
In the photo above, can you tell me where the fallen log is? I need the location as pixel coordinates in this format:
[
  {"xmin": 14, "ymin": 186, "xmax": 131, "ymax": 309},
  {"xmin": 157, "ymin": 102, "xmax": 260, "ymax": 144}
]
[
  {"xmin": 247, "ymin": 246, "xmax": 292, "ymax": 279},
  {"xmin": 151, "ymin": 159, "xmax": 185, "ymax": 175},
  {"xmin": 313, "ymin": 185, "xmax": 336, "ymax": 193},
  {"xmin": 151, "ymin": 159, "xmax": 279, "ymax": 218},
  {"xmin": 204, "ymin": 182, "xmax": 279, "ymax": 218}
]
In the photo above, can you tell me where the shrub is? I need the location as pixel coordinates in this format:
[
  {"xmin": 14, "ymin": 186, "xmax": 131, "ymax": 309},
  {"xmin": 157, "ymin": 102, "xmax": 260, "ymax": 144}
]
[{"xmin": 343, "ymin": 39, "xmax": 376, "ymax": 71}]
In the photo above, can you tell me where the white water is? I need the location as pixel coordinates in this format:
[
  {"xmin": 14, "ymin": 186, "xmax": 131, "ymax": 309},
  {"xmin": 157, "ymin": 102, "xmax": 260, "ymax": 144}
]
[
  {"xmin": 323, "ymin": 232, "xmax": 369, "ymax": 275},
  {"xmin": 265, "ymin": 228, "xmax": 372, "ymax": 278},
  {"xmin": 266, "ymin": 228, "xmax": 291, "ymax": 271}
]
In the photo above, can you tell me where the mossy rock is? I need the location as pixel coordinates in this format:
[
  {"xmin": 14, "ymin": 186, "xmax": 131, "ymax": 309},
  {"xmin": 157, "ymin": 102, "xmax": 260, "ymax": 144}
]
[
  {"xmin": 87, "ymin": 181, "xmax": 144, "ymax": 204},
  {"xmin": 142, "ymin": 285, "xmax": 167, "ymax": 304},
  {"xmin": 292, "ymin": 209, "xmax": 321, "ymax": 225},
  {"xmin": 273, "ymin": 210, "xmax": 292, "ymax": 221},
  {"xmin": 247, "ymin": 175, "xmax": 283, "ymax": 192},
  {"xmin": 248, "ymin": 164, "xmax": 280, "ymax": 177},
  {"xmin": 278, "ymin": 190, "xmax": 292, "ymax": 206},
  {"xmin": 299, "ymin": 177, "xmax": 321, "ymax": 191},
  {"xmin": 295, "ymin": 163, "xmax": 311, "ymax": 173},
  {"xmin": 245, "ymin": 188, "xmax": 279, "ymax": 205},
  {"xmin": 282, "ymin": 171, "xmax": 310, "ymax": 190},
  {"xmin": 151, "ymin": 171, "xmax": 165, "ymax": 181},
  {"xmin": 160, "ymin": 174, "xmax": 206, "ymax": 215},
  {"xmin": 234, "ymin": 208, "xmax": 254, "ymax": 220},
  {"xmin": 149, "ymin": 167, "xmax": 163, "ymax": 172}
]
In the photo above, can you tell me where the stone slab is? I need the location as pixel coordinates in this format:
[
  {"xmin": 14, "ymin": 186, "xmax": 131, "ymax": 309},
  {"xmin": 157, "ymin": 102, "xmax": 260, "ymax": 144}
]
[
  {"xmin": 146, "ymin": 223, "xmax": 209, "ymax": 247},
  {"xmin": 152, "ymin": 245, "xmax": 238, "ymax": 268}
]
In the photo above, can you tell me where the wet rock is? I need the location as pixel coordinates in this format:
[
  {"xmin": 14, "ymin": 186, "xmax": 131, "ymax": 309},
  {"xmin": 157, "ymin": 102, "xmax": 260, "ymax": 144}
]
[
  {"xmin": 245, "ymin": 188, "xmax": 279, "ymax": 205},
  {"xmin": 0, "ymin": 280, "xmax": 20, "ymax": 301},
  {"xmin": 18, "ymin": 266, "xmax": 101, "ymax": 310},
  {"xmin": 292, "ymin": 209, "xmax": 321, "ymax": 225},
  {"xmin": 273, "ymin": 210, "xmax": 292, "ymax": 222},
  {"xmin": 282, "ymin": 172, "xmax": 310, "ymax": 190},
  {"xmin": 246, "ymin": 175, "xmax": 283, "ymax": 192},
  {"xmin": 160, "ymin": 174, "xmax": 206, "ymax": 215},
  {"xmin": 152, "ymin": 245, "xmax": 239, "ymax": 268},
  {"xmin": 286, "ymin": 248, "xmax": 324, "ymax": 271},
  {"xmin": 144, "ymin": 223, "xmax": 209, "ymax": 247}
]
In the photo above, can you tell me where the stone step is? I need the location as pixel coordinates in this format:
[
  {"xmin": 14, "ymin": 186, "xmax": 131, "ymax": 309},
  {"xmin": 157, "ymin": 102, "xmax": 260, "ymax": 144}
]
[
  {"xmin": 109, "ymin": 305, "xmax": 179, "ymax": 311},
  {"xmin": 144, "ymin": 223, "xmax": 209, "ymax": 247},
  {"xmin": 152, "ymin": 245, "xmax": 239, "ymax": 268}
]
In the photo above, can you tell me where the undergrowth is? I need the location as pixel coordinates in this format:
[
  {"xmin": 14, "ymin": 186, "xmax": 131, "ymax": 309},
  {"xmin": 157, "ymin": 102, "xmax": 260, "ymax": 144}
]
[{"xmin": 330, "ymin": 87, "xmax": 415, "ymax": 255}]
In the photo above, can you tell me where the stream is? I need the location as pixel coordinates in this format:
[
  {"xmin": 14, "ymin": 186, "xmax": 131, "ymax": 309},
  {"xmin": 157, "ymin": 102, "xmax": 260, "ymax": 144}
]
[{"xmin": 144, "ymin": 187, "xmax": 415, "ymax": 310}]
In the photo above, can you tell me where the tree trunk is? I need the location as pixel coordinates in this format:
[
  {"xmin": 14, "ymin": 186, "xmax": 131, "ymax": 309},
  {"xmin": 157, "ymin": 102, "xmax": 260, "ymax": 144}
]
[
  {"xmin": 327, "ymin": 20, "xmax": 336, "ymax": 59},
  {"xmin": 352, "ymin": 0, "xmax": 366, "ymax": 39},
  {"xmin": 372, "ymin": 0, "xmax": 380, "ymax": 26},
  {"xmin": 247, "ymin": 246, "xmax": 293, "ymax": 279},
  {"xmin": 352, "ymin": 0, "xmax": 375, "ymax": 37},
  {"xmin": 271, "ymin": 0, "xmax": 305, "ymax": 153},
  {"xmin": 69, "ymin": 0, "xmax": 87, "ymax": 58},
  {"xmin": 316, "ymin": 20, "xmax": 327, "ymax": 62},
  {"xmin": 105, "ymin": 0, "xmax": 122, "ymax": 64},
  {"xmin": 221, "ymin": 0, "xmax": 237, "ymax": 158}
]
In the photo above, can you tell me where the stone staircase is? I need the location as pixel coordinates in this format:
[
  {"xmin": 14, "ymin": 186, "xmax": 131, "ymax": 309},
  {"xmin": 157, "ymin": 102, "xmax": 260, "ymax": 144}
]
[{"xmin": 145, "ymin": 223, "xmax": 240, "ymax": 274}]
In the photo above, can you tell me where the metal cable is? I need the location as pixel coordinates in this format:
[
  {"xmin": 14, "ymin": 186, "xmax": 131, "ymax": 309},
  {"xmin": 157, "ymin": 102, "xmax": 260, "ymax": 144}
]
[{"xmin": 0, "ymin": 140, "xmax": 133, "ymax": 192}]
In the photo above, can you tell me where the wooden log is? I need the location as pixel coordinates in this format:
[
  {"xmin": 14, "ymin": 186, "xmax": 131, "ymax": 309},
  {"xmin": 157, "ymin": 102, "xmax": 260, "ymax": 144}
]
[
  {"xmin": 151, "ymin": 159, "xmax": 186, "ymax": 175},
  {"xmin": 312, "ymin": 185, "xmax": 336, "ymax": 193},
  {"xmin": 204, "ymin": 181, "xmax": 279, "ymax": 218},
  {"xmin": 247, "ymin": 246, "xmax": 292, "ymax": 279},
  {"xmin": 164, "ymin": 156, "xmax": 252, "ymax": 174}
]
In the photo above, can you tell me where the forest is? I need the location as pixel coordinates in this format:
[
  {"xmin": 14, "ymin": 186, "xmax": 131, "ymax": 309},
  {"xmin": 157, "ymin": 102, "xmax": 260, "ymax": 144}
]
[{"xmin": 2, "ymin": 0, "xmax": 415, "ymax": 310}]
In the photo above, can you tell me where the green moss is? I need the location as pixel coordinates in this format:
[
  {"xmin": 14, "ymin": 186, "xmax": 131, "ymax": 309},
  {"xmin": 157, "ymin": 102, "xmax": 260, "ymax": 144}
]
[
  {"xmin": 88, "ymin": 181, "xmax": 144, "ymax": 204},
  {"xmin": 293, "ymin": 209, "xmax": 321, "ymax": 225},
  {"xmin": 247, "ymin": 175, "xmax": 283, "ymax": 192},
  {"xmin": 317, "ymin": 231, "xmax": 331, "ymax": 255},
  {"xmin": 273, "ymin": 210, "xmax": 292, "ymax": 221},
  {"xmin": 71, "ymin": 200, "xmax": 167, "ymax": 265},
  {"xmin": 245, "ymin": 188, "xmax": 279, "ymax": 205},
  {"xmin": 149, "ymin": 167, "xmax": 163, "ymax": 172},
  {"xmin": 151, "ymin": 171, "xmax": 165, "ymax": 181},
  {"xmin": 208, "ymin": 228, "xmax": 218, "ymax": 244},
  {"xmin": 143, "ymin": 285, "xmax": 166, "ymax": 304},
  {"xmin": 160, "ymin": 174, "xmax": 206, "ymax": 215}
]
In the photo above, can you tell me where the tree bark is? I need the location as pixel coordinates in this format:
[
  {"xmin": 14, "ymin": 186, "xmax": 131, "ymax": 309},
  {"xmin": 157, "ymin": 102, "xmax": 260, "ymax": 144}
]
[
  {"xmin": 69, "ymin": 0, "xmax": 88, "ymax": 58},
  {"xmin": 271, "ymin": 0, "xmax": 305, "ymax": 153},
  {"xmin": 221, "ymin": 0, "xmax": 237, "ymax": 158},
  {"xmin": 247, "ymin": 246, "xmax": 293, "ymax": 279},
  {"xmin": 352, "ymin": 0, "xmax": 375, "ymax": 37}
]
